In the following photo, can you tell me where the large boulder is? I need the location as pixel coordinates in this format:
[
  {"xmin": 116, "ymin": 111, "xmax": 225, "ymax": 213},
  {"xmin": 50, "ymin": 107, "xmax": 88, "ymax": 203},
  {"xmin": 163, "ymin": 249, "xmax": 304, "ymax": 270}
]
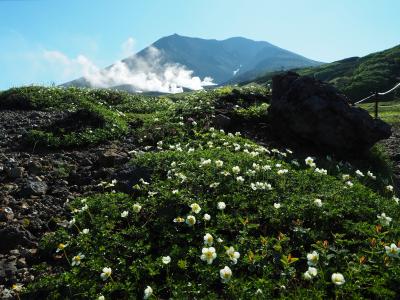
[{"xmin": 268, "ymin": 72, "xmax": 392, "ymax": 155}]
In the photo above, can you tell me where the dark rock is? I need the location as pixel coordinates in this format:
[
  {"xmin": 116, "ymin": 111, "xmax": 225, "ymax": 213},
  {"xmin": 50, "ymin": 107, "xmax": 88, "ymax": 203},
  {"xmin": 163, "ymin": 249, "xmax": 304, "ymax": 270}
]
[
  {"xmin": 0, "ymin": 227, "xmax": 35, "ymax": 253},
  {"xmin": 6, "ymin": 167, "xmax": 24, "ymax": 179},
  {"xmin": 114, "ymin": 164, "xmax": 151, "ymax": 194},
  {"xmin": 268, "ymin": 72, "xmax": 392, "ymax": 156},
  {"xmin": 213, "ymin": 114, "xmax": 232, "ymax": 129},
  {"xmin": 20, "ymin": 180, "xmax": 48, "ymax": 197},
  {"xmin": 97, "ymin": 149, "xmax": 128, "ymax": 167},
  {"xmin": 26, "ymin": 161, "xmax": 42, "ymax": 175},
  {"xmin": 0, "ymin": 207, "xmax": 14, "ymax": 221},
  {"xmin": 0, "ymin": 257, "xmax": 17, "ymax": 280}
]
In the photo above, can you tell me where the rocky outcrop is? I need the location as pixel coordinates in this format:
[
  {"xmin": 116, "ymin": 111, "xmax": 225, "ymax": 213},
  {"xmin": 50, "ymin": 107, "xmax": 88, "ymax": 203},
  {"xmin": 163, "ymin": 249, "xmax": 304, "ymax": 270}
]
[{"xmin": 268, "ymin": 72, "xmax": 392, "ymax": 155}]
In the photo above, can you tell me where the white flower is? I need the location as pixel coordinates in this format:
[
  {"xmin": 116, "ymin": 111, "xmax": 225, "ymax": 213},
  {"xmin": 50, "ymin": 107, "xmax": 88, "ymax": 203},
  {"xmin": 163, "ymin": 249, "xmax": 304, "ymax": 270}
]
[
  {"xmin": 355, "ymin": 170, "xmax": 364, "ymax": 177},
  {"xmin": 71, "ymin": 253, "xmax": 85, "ymax": 266},
  {"xmin": 314, "ymin": 199, "xmax": 323, "ymax": 207},
  {"xmin": 203, "ymin": 213, "xmax": 211, "ymax": 221},
  {"xmin": 143, "ymin": 286, "xmax": 153, "ymax": 299},
  {"xmin": 342, "ymin": 174, "xmax": 350, "ymax": 181},
  {"xmin": 303, "ymin": 271, "xmax": 312, "ymax": 280},
  {"xmin": 56, "ymin": 243, "xmax": 67, "ymax": 253},
  {"xmin": 81, "ymin": 228, "xmax": 90, "ymax": 234},
  {"xmin": 68, "ymin": 218, "xmax": 76, "ymax": 228},
  {"xmin": 100, "ymin": 267, "xmax": 112, "ymax": 281},
  {"xmin": 200, "ymin": 159, "xmax": 212, "ymax": 167},
  {"xmin": 345, "ymin": 181, "xmax": 353, "ymax": 187},
  {"xmin": 190, "ymin": 203, "xmax": 201, "ymax": 214},
  {"xmin": 220, "ymin": 266, "xmax": 232, "ymax": 283},
  {"xmin": 307, "ymin": 251, "xmax": 319, "ymax": 266},
  {"xmin": 377, "ymin": 212, "xmax": 392, "ymax": 226},
  {"xmin": 273, "ymin": 203, "xmax": 281, "ymax": 209},
  {"xmin": 226, "ymin": 246, "xmax": 240, "ymax": 264},
  {"xmin": 215, "ymin": 160, "xmax": 224, "ymax": 167},
  {"xmin": 393, "ymin": 196, "xmax": 400, "ymax": 204},
  {"xmin": 186, "ymin": 215, "xmax": 196, "ymax": 226},
  {"xmin": 236, "ymin": 176, "xmax": 245, "ymax": 183},
  {"xmin": 308, "ymin": 266, "xmax": 318, "ymax": 276},
  {"xmin": 121, "ymin": 211, "xmax": 129, "ymax": 218},
  {"xmin": 304, "ymin": 267, "xmax": 318, "ymax": 280},
  {"xmin": 133, "ymin": 203, "xmax": 142, "ymax": 213},
  {"xmin": 277, "ymin": 169, "xmax": 288, "ymax": 175},
  {"xmin": 11, "ymin": 283, "xmax": 23, "ymax": 292},
  {"xmin": 291, "ymin": 160, "xmax": 300, "ymax": 167},
  {"xmin": 305, "ymin": 157, "xmax": 316, "ymax": 168},
  {"xmin": 367, "ymin": 171, "xmax": 376, "ymax": 180},
  {"xmin": 210, "ymin": 182, "xmax": 220, "ymax": 188},
  {"xmin": 331, "ymin": 273, "xmax": 345, "ymax": 285},
  {"xmin": 314, "ymin": 168, "xmax": 327, "ymax": 175},
  {"xmin": 162, "ymin": 256, "xmax": 171, "ymax": 264},
  {"xmin": 217, "ymin": 237, "xmax": 224, "ymax": 243},
  {"xmin": 385, "ymin": 243, "xmax": 399, "ymax": 257},
  {"xmin": 262, "ymin": 165, "xmax": 272, "ymax": 171},
  {"xmin": 204, "ymin": 233, "xmax": 214, "ymax": 246},
  {"xmin": 255, "ymin": 288, "xmax": 263, "ymax": 295},
  {"xmin": 386, "ymin": 185, "xmax": 394, "ymax": 192},
  {"xmin": 173, "ymin": 216, "xmax": 185, "ymax": 223},
  {"xmin": 217, "ymin": 202, "xmax": 226, "ymax": 210},
  {"xmin": 232, "ymin": 166, "xmax": 241, "ymax": 174},
  {"xmin": 201, "ymin": 247, "xmax": 217, "ymax": 264},
  {"xmin": 98, "ymin": 296, "xmax": 105, "ymax": 300}
]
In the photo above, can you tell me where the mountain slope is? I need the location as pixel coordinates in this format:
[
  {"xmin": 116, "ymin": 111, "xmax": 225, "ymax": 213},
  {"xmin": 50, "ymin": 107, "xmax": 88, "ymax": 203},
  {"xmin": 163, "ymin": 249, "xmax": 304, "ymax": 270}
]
[
  {"xmin": 250, "ymin": 44, "xmax": 400, "ymax": 101},
  {"xmin": 64, "ymin": 34, "xmax": 321, "ymax": 92}
]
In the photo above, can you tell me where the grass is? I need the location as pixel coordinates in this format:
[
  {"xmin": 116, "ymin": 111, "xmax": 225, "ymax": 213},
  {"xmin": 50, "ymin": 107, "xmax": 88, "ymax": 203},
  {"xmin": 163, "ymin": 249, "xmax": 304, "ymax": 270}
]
[
  {"xmin": 359, "ymin": 99, "xmax": 400, "ymax": 124},
  {"xmin": 0, "ymin": 85, "xmax": 399, "ymax": 299}
]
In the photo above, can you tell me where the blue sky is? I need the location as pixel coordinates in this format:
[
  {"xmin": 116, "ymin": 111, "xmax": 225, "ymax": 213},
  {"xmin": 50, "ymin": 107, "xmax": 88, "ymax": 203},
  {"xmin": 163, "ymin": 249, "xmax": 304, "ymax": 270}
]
[{"xmin": 0, "ymin": 0, "xmax": 399, "ymax": 89}]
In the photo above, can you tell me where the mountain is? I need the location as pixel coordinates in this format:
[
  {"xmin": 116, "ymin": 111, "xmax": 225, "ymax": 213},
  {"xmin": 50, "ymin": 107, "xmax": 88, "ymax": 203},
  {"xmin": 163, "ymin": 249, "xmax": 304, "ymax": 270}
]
[
  {"xmin": 249, "ymin": 44, "xmax": 400, "ymax": 101},
  {"xmin": 64, "ymin": 34, "xmax": 322, "ymax": 92}
]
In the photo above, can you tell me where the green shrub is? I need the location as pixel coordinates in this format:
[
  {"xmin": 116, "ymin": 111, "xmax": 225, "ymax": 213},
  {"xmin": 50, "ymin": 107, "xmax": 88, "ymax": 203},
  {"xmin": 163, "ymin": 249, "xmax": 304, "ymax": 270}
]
[{"xmin": 25, "ymin": 131, "xmax": 400, "ymax": 299}]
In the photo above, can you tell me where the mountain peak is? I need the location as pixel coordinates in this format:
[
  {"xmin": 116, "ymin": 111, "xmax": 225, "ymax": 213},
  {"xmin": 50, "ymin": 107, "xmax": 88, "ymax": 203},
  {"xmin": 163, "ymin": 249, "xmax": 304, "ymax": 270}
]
[{"xmin": 64, "ymin": 35, "xmax": 322, "ymax": 92}]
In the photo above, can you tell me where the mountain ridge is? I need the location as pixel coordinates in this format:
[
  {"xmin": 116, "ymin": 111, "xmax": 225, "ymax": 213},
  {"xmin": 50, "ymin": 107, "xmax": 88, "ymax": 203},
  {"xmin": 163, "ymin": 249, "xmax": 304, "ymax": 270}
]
[{"xmin": 64, "ymin": 34, "xmax": 322, "ymax": 92}]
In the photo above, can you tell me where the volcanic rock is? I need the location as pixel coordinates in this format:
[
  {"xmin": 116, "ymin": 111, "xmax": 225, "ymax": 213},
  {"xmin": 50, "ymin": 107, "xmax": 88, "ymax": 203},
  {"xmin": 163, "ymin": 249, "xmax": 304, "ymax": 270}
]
[{"xmin": 268, "ymin": 72, "xmax": 392, "ymax": 155}]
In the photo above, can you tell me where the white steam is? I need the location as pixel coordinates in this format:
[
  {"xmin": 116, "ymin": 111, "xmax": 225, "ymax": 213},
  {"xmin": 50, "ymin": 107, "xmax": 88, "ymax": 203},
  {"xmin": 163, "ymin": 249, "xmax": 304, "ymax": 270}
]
[
  {"xmin": 79, "ymin": 46, "xmax": 215, "ymax": 93},
  {"xmin": 43, "ymin": 40, "xmax": 216, "ymax": 93}
]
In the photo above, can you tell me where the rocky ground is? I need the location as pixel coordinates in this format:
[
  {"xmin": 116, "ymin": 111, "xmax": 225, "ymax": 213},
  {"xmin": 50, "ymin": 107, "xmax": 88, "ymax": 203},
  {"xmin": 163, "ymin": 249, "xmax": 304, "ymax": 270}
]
[
  {"xmin": 0, "ymin": 108, "xmax": 399, "ymax": 299},
  {"xmin": 0, "ymin": 110, "xmax": 139, "ymax": 298},
  {"xmin": 381, "ymin": 122, "xmax": 400, "ymax": 190}
]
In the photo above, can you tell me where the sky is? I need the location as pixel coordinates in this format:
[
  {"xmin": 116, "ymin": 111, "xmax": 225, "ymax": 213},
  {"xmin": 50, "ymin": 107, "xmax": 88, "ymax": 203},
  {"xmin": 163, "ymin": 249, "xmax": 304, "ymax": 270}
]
[{"xmin": 0, "ymin": 0, "xmax": 399, "ymax": 90}]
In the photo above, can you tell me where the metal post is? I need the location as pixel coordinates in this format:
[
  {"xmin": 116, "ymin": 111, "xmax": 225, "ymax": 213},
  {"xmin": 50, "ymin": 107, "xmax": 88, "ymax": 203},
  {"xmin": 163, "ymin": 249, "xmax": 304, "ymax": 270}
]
[{"xmin": 374, "ymin": 92, "xmax": 379, "ymax": 119}]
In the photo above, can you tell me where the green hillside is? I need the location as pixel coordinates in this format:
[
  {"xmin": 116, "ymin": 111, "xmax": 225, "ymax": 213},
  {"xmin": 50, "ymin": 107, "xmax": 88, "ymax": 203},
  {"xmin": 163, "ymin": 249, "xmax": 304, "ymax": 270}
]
[{"xmin": 250, "ymin": 45, "xmax": 400, "ymax": 101}]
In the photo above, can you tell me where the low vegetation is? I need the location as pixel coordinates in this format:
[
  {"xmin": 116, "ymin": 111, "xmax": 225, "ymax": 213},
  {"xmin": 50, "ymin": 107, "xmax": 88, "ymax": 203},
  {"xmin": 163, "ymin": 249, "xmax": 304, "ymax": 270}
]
[{"xmin": 0, "ymin": 85, "xmax": 399, "ymax": 299}]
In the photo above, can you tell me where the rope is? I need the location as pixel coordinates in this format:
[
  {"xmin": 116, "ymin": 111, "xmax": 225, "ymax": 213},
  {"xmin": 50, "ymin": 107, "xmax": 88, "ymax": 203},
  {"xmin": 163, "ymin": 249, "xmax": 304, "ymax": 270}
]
[
  {"xmin": 354, "ymin": 82, "xmax": 400, "ymax": 104},
  {"xmin": 378, "ymin": 82, "xmax": 400, "ymax": 96},
  {"xmin": 354, "ymin": 94, "xmax": 374, "ymax": 105}
]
